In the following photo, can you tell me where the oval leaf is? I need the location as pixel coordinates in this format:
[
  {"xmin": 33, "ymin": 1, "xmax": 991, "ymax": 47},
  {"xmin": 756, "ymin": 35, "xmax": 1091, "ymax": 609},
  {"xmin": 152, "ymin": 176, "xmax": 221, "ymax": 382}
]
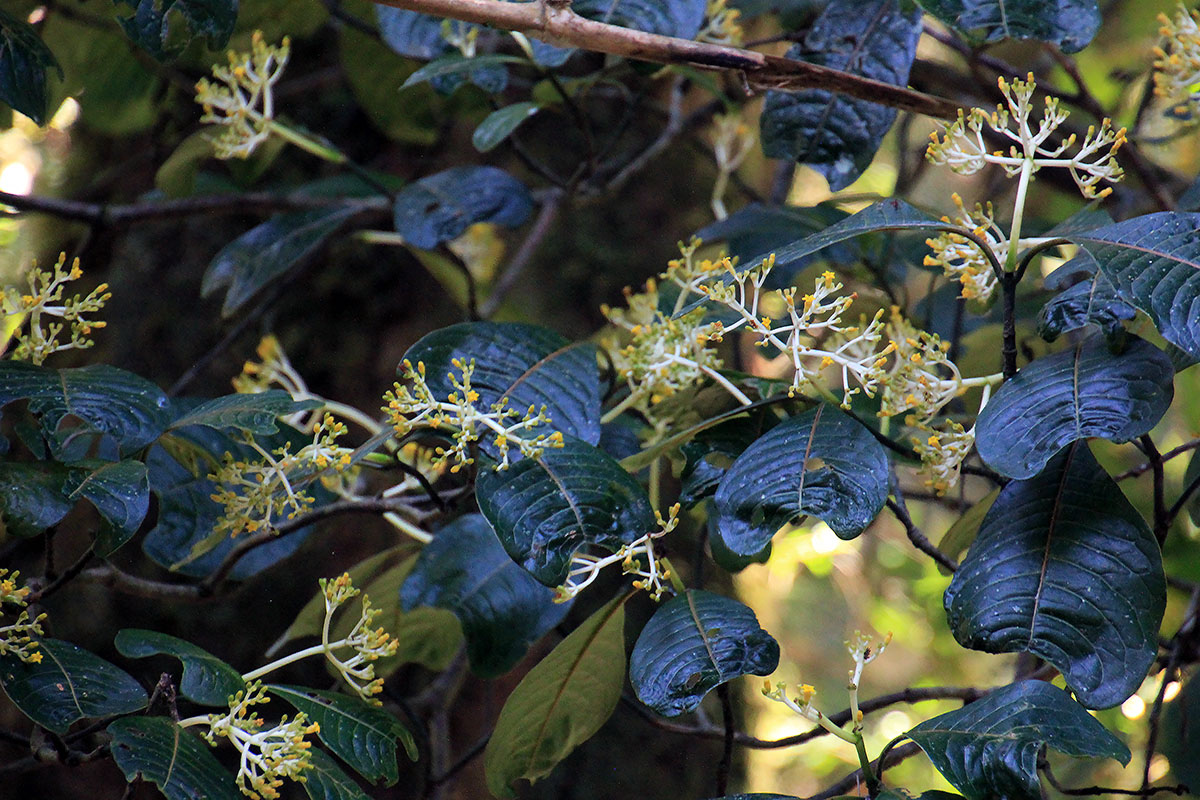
[
  {"xmin": 907, "ymin": 680, "xmax": 1129, "ymax": 800},
  {"xmin": 63, "ymin": 459, "xmax": 150, "ymax": 556},
  {"xmin": 109, "ymin": 716, "xmax": 241, "ymax": 800},
  {"xmin": 114, "ymin": 629, "xmax": 243, "ymax": 706},
  {"xmin": 1037, "ymin": 254, "xmax": 1135, "ymax": 343},
  {"xmin": 476, "ymin": 437, "xmax": 656, "ymax": 586},
  {"xmin": 473, "ymin": 102, "xmax": 541, "ymax": 153},
  {"xmin": 916, "ymin": 0, "xmax": 1100, "ymax": 53},
  {"xmin": 400, "ymin": 514, "xmax": 569, "ymax": 678},
  {"xmin": 945, "ymin": 443, "xmax": 1166, "ymax": 709},
  {"xmin": 629, "ymin": 590, "xmax": 779, "ymax": 717},
  {"xmin": 393, "ymin": 166, "xmax": 533, "ymax": 249},
  {"xmin": 713, "ymin": 404, "xmax": 889, "ymax": 555},
  {"xmin": 0, "ymin": 638, "xmax": 147, "ymax": 733},
  {"xmin": 304, "ymin": 748, "xmax": 372, "ymax": 800},
  {"xmin": 0, "ymin": 8, "xmax": 60, "ymax": 124},
  {"xmin": 975, "ymin": 334, "xmax": 1174, "ymax": 479},
  {"xmin": 268, "ymin": 685, "xmax": 416, "ymax": 785},
  {"xmin": 0, "ymin": 461, "xmax": 73, "ymax": 538}
]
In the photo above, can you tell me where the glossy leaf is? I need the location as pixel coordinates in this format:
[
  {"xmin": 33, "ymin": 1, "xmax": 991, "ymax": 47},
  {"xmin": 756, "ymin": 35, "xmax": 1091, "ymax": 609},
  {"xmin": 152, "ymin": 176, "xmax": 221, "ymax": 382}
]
[
  {"xmin": 0, "ymin": 7, "xmax": 61, "ymax": 124},
  {"xmin": 202, "ymin": 206, "xmax": 362, "ymax": 317},
  {"xmin": 907, "ymin": 680, "xmax": 1129, "ymax": 800},
  {"xmin": 0, "ymin": 461, "xmax": 73, "ymax": 537},
  {"xmin": 400, "ymin": 514, "xmax": 569, "ymax": 677},
  {"xmin": 169, "ymin": 390, "xmax": 320, "ymax": 435},
  {"xmin": 474, "ymin": 102, "xmax": 541, "ymax": 152},
  {"xmin": 713, "ymin": 404, "xmax": 889, "ymax": 554},
  {"xmin": 485, "ymin": 594, "xmax": 629, "ymax": 797},
  {"xmin": 393, "ymin": 166, "xmax": 533, "ymax": 249},
  {"xmin": 304, "ymin": 748, "xmax": 372, "ymax": 800},
  {"xmin": 629, "ymin": 590, "xmax": 779, "ymax": 716},
  {"xmin": 115, "ymin": 629, "xmax": 243, "ymax": 706},
  {"xmin": 761, "ymin": 0, "xmax": 921, "ymax": 191},
  {"xmin": 63, "ymin": 459, "xmax": 150, "ymax": 556},
  {"xmin": 945, "ymin": 443, "xmax": 1166, "ymax": 709},
  {"xmin": 114, "ymin": 0, "xmax": 238, "ymax": 60},
  {"xmin": 477, "ymin": 437, "xmax": 656, "ymax": 585},
  {"xmin": 1069, "ymin": 212, "xmax": 1200, "ymax": 361},
  {"xmin": 0, "ymin": 638, "xmax": 147, "ymax": 733},
  {"xmin": 975, "ymin": 334, "xmax": 1174, "ymax": 479},
  {"xmin": 400, "ymin": 321, "xmax": 603, "ymax": 449},
  {"xmin": 268, "ymin": 685, "xmax": 416, "ymax": 784},
  {"xmin": 916, "ymin": 0, "xmax": 1100, "ymax": 53},
  {"xmin": 110, "ymin": 716, "xmax": 240, "ymax": 800},
  {"xmin": 0, "ymin": 361, "xmax": 171, "ymax": 455},
  {"xmin": 679, "ymin": 411, "xmax": 778, "ymax": 506},
  {"xmin": 1038, "ymin": 254, "xmax": 1135, "ymax": 343}
]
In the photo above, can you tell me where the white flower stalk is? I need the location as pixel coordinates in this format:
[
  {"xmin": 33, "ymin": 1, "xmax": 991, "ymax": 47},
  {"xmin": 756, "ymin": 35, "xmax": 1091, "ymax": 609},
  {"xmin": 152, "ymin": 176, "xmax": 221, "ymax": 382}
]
[
  {"xmin": 195, "ymin": 32, "xmax": 290, "ymax": 159},
  {"xmin": 1154, "ymin": 3, "xmax": 1200, "ymax": 118},
  {"xmin": 710, "ymin": 113, "xmax": 756, "ymax": 219},
  {"xmin": 0, "ymin": 570, "xmax": 44, "ymax": 665},
  {"xmin": 184, "ymin": 682, "xmax": 319, "ymax": 800},
  {"xmin": 923, "ymin": 194, "xmax": 1006, "ymax": 302},
  {"xmin": 2, "ymin": 253, "xmax": 109, "ymax": 365},
  {"xmin": 383, "ymin": 358, "xmax": 562, "ymax": 471},
  {"xmin": 555, "ymin": 504, "xmax": 681, "ymax": 602},
  {"xmin": 910, "ymin": 421, "xmax": 976, "ymax": 496},
  {"xmin": 846, "ymin": 630, "xmax": 891, "ymax": 731},
  {"xmin": 926, "ymin": 74, "xmax": 1126, "ymax": 200},
  {"xmin": 316, "ymin": 573, "xmax": 400, "ymax": 702}
]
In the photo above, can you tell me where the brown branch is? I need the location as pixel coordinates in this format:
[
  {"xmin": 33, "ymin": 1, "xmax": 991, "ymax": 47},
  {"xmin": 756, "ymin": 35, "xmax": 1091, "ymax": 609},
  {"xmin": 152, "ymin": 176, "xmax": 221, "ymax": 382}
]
[
  {"xmin": 1116, "ymin": 438, "xmax": 1200, "ymax": 480},
  {"xmin": 481, "ymin": 189, "xmax": 565, "ymax": 317},
  {"xmin": 369, "ymin": 0, "xmax": 959, "ymax": 119},
  {"xmin": 887, "ymin": 480, "xmax": 959, "ymax": 573}
]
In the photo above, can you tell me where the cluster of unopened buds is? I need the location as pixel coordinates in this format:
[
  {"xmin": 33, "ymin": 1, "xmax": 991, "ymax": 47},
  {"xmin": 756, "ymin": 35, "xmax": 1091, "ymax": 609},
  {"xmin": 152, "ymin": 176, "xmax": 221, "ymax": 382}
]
[
  {"xmin": 1154, "ymin": 3, "xmax": 1200, "ymax": 118},
  {"xmin": 383, "ymin": 358, "xmax": 562, "ymax": 471},
  {"xmin": 555, "ymin": 505, "xmax": 681, "ymax": 602},
  {"xmin": 195, "ymin": 32, "xmax": 290, "ymax": 159},
  {"xmin": 1, "ymin": 253, "xmax": 109, "ymax": 365},
  {"xmin": 0, "ymin": 570, "xmax": 44, "ymax": 664},
  {"xmin": 923, "ymin": 195, "xmax": 1006, "ymax": 302}
]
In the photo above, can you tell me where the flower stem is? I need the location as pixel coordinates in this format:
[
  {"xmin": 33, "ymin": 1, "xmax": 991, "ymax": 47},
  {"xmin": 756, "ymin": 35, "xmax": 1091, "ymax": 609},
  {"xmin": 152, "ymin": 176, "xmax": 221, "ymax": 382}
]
[{"xmin": 1006, "ymin": 158, "xmax": 1034, "ymax": 273}]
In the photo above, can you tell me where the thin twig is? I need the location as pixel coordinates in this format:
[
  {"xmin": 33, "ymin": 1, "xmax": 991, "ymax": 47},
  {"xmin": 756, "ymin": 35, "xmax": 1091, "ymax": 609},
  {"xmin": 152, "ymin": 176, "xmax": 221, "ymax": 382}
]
[
  {"xmin": 887, "ymin": 481, "xmax": 959, "ymax": 573},
  {"xmin": 716, "ymin": 684, "xmax": 735, "ymax": 796},
  {"xmin": 28, "ymin": 546, "xmax": 95, "ymax": 604},
  {"xmin": 480, "ymin": 190, "xmax": 565, "ymax": 317},
  {"xmin": 1117, "ymin": 439, "xmax": 1200, "ymax": 480}
]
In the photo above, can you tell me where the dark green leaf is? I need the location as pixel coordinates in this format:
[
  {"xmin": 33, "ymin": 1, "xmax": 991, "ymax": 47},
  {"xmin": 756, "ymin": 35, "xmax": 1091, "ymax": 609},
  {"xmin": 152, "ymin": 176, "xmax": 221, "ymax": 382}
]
[
  {"xmin": 477, "ymin": 437, "xmax": 656, "ymax": 585},
  {"xmin": 0, "ymin": 638, "xmax": 147, "ymax": 733},
  {"xmin": 708, "ymin": 511, "xmax": 772, "ymax": 572},
  {"xmin": 907, "ymin": 680, "xmax": 1129, "ymax": 800},
  {"xmin": 679, "ymin": 412, "xmax": 777, "ymax": 506},
  {"xmin": 202, "ymin": 206, "xmax": 362, "ymax": 317},
  {"xmin": 761, "ymin": 0, "xmax": 921, "ymax": 191},
  {"xmin": 114, "ymin": 629, "xmax": 243, "ymax": 706},
  {"xmin": 473, "ymin": 102, "xmax": 541, "ymax": 152},
  {"xmin": 399, "ymin": 52, "xmax": 521, "ymax": 91},
  {"xmin": 114, "ymin": 0, "xmax": 238, "ymax": 60},
  {"xmin": 937, "ymin": 487, "xmax": 998, "ymax": 574},
  {"xmin": 713, "ymin": 404, "xmax": 889, "ymax": 555},
  {"xmin": 484, "ymin": 594, "xmax": 628, "ymax": 797},
  {"xmin": 572, "ymin": 0, "xmax": 706, "ymax": 38},
  {"xmin": 400, "ymin": 321, "xmax": 603, "ymax": 452},
  {"xmin": 169, "ymin": 391, "xmax": 321, "ymax": 434},
  {"xmin": 916, "ymin": 0, "xmax": 1099, "ymax": 53},
  {"xmin": 0, "ymin": 461, "xmax": 73, "ymax": 537},
  {"xmin": 1038, "ymin": 254, "xmax": 1135, "ymax": 342},
  {"xmin": 63, "ymin": 459, "xmax": 149, "ymax": 555},
  {"xmin": 0, "ymin": 362, "xmax": 171, "ymax": 456},
  {"xmin": 304, "ymin": 748, "xmax": 372, "ymax": 800},
  {"xmin": 945, "ymin": 443, "xmax": 1166, "ymax": 709},
  {"xmin": 392, "ymin": 166, "xmax": 533, "ymax": 249},
  {"xmin": 268, "ymin": 685, "xmax": 416, "ymax": 784},
  {"xmin": 109, "ymin": 716, "xmax": 241, "ymax": 800},
  {"xmin": 975, "ymin": 334, "xmax": 1174, "ymax": 479},
  {"xmin": 1068, "ymin": 212, "xmax": 1200, "ymax": 361},
  {"xmin": 400, "ymin": 514, "xmax": 569, "ymax": 677},
  {"xmin": 0, "ymin": 7, "xmax": 60, "ymax": 124},
  {"xmin": 376, "ymin": 5, "xmax": 458, "ymax": 59},
  {"xmin": 629, "ymin": 590, "xmax": 779, "ymax": 717}
]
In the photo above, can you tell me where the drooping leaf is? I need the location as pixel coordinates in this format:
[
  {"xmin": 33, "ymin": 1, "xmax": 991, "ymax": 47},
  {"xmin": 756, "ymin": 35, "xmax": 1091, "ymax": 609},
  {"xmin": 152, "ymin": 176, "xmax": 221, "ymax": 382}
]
[
  {"xmin": 399, "ymin": 52, "xmax": 520, "ymax": 92},
  {"xmin": 203, "ymin": 205, "xmax": 362, "ymax": 317},
  {"xmin": 113, "ymin": 0, "xmax": 238, "ymax": 60},
  {"xmin": 476, "ymin": 437, "xmax": 657, "ymax": 585},
  {"xmin": 400, "ymin": 321, "xmax": 603, "ymax": 450},
  {"xmin": 629, "ymin": 590, "xmax": 779, "ymax": 717},
  {"xmin": 484, "ymin": 594, "xmax": 629, "ymax": 797},
  {"xmin": 304, "ymin": 748, "xmax": 372, "ymax": 800},
  {"xmin": 0, "ymin": 461, "xmax": 73, "ymax": 538},
  {"xmin": 679, "ymin": 411, "xmax": 777, "ymax": 506},
  {"xmin": 974, "ymin": 334, "xmax": 1174, "ymax": 479},
  {"xmin": 0, "ymin": 362, "xmax": 171, "ymax": 456},
  {"xmin": 268, "ymin": 685, "xmax": 416, "ymax": 784},
  {"xmin": 1069, "ymin": 212, "xmax": 1200, "ymax": 361},
  {"xmin": 713, "ymin": 404, "xmax": 889, "ymax": 555},
  {"xmin": 0, "ymin": 7, "xmax": 61, "ymax": 124},
  {"xmin": 63, "ymin": 459, "xmax": 150, "ymax": 555},
  {"xmin": 0, "ymin": 638, "xmax": 147, "ymax": 734},
  {"xmin": 392, "ymin": 166, "xmax": 533, "ymax": 249},
  {"xmin": 761, "ymin": 0, "xmax": 921, "ymax": 191},
  {"xmin": 945, "ymin": 443, "xmax": 1166, "ymax": 709},
  {"xmin": 400, "ymin": 514, "xmax": 569, "ymax": 677},
  {"xmin": 1038, "ymin": 254, "xmax": 1135, "ymax": 343},
  {"xmin": 169, "ymin": 391, "xmax": 321, "ymax": 435},
  {"xmin": 907, "ymin": 680, "xmax": 1129, "ymax": 800},
  {"xmin": 474, "ymin": 102, "xmax": 541, "ymax": 152},
  {"xmin": 915, "ymin": 0, "xmax": 1100, "ymax": 53},
  {"xmin": 110, "ymin": 717, "xmax": 240, "ymax": 800},
  {"xmin": 114, "ymin": 629, "xmax": 243, "ymax": 706}
]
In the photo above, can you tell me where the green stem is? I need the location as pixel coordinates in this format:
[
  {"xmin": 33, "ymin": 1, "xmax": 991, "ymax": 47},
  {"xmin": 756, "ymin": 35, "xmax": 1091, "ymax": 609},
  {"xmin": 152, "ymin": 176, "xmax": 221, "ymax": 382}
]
[
  {"xmin": 601, "ymin": 391, "xmax": 640, "ymax": 424},
  {"xmin": 268, "ymin": 120, "xmax": 347, "ymax": 163},
  {"xmin": 242, "ymin": 640, "xmax": 333, "ymax": 680},
  {"xmin": 854, "ymin": 732, "xmax": 880, "ymax": 796},
  {"xmin": 1005, "ymin": 158, "xmax": 1034, "ymax": 273},
  {"xmin": 659, "ymin": 557, "xmax": 687, "ymax": 594}
]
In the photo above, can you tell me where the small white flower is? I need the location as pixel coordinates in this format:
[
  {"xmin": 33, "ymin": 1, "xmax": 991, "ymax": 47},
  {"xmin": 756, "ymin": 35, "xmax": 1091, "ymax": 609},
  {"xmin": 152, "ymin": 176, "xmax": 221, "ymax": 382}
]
[
  {"xmin": 195, "ymin": 32, "xmax": 290, "ymax": 159},
  {"xmin": 1154, "ymin": 3, "xmax": 1200, "ymax": 118}
]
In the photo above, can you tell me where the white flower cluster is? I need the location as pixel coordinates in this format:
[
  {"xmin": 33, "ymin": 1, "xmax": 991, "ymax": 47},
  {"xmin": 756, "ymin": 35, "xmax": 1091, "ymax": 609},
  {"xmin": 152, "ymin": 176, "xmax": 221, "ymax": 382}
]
[
  {"xmin": 555, "ymin": 504, "xmax": 681, "ymax": 602},
  {"xmin": 2, "ymin": 253, "xmax": 109, "ymax": 365},
  {"xmin": 923, "ymin": 194, "xmax": 1006, "ymax": 302},
  {"xmin": 1154, "ymin": 3, "xmax": 1200, "ymax": 118},
  {"xmin": 195, "ymin": 32, "xmax": 290, "ymax": 159},
  {"xmin": 317, "ymin": 573, "xmax": 401, "ymax": 702}
]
